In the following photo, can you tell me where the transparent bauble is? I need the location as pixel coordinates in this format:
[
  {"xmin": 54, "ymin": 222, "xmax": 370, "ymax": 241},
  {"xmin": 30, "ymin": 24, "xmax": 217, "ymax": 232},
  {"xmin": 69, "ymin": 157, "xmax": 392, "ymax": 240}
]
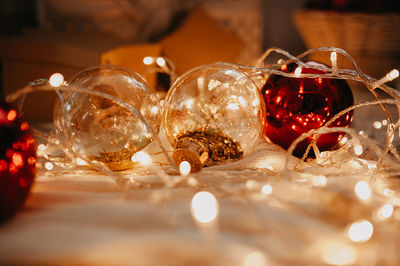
[
  {"xmin": 163, "ymin": 63, "xmax": 266, "ymax": 172},
  {"xmin": 53, "ymin": 65, "xmax": 161, "ymax": 171}
]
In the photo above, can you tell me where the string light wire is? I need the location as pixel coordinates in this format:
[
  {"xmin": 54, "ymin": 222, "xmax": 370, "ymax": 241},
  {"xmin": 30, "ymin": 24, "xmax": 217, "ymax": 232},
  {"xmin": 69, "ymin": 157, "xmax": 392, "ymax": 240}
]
[{"xmin": 6, "ymin": 47, "xmax": 400, "ymax": 265}]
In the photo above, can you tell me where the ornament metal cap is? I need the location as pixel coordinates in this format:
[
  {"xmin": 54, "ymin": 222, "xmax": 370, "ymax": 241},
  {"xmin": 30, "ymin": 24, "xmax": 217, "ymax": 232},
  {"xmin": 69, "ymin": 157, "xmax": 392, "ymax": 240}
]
[{"xmin": 172, "ymin": 148, "xmax": 208, "ymax": 173}]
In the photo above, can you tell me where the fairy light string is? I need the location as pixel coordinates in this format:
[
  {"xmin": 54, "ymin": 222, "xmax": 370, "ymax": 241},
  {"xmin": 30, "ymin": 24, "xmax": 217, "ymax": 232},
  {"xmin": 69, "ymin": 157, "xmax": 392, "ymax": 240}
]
[
  {"xmin": 142, "ymin": 56, "xmax": 177, "ymax": 87},
  {"xmin": 5, "ymin": 46, "xmax": 400, "ymax": 265}
]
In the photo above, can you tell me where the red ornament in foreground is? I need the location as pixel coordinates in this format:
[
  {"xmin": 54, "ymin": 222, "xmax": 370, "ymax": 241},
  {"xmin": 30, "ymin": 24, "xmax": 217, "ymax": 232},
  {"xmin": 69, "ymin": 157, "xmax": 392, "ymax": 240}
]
[
  {"xmin": 0, "ymin": 99, "xmax": 36, "ymax": 223},
  {"xmin": 261, "ymin": 61, "xmax": 353, "ymax": 157}
]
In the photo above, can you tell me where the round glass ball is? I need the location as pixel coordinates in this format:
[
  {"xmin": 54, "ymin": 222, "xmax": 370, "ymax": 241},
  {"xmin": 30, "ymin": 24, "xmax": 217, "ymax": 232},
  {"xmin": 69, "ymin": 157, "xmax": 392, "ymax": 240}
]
[
  {"xmin": 53, "ymin": 65, "xmax": 161, "ymax": 170},
  {"xmin": 163, "ymin": 63, "xmax": 266, "ymax": 172},
  {"xmin": 261, "ymin": 61, "xmax": 354, "ymax": 157}
]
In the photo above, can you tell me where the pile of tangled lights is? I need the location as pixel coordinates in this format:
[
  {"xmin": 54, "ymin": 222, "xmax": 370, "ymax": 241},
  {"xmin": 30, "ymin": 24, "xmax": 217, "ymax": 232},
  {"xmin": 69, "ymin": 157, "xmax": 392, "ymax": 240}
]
[{"xmin": 6, "ymin": 47, "xmax": 400, "ymax": 265}]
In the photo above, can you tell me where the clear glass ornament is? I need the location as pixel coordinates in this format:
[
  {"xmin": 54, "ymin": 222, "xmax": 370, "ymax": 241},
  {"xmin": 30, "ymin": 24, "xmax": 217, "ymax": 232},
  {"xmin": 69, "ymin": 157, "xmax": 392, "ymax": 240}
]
[
  {"xmin": 163, "ymin": 63, "xmax": 266, "ymax": 172},
  {"xmin": 53, "ymin": 65, "xmax": 161, "ymax": 171}
]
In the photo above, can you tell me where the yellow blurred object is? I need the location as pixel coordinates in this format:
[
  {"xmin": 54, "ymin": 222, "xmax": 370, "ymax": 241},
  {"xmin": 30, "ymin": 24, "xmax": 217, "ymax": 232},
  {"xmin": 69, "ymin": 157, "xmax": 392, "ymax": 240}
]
[
  {"xmin": 160, "ymin": 8, "xmax": 244, "ymax": 74},
  {"xmin": 101, "ymin": 44, "xmax": 162, "ymax": 87}
]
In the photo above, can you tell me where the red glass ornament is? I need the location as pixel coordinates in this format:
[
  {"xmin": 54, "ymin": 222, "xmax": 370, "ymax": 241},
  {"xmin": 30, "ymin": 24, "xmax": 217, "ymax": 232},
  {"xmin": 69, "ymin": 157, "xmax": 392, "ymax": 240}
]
[
  {"xmin": 261, "ymin": 61, "xmax": 353, "ymax": 157},
  {"xmin": 0, "ymin": 99, "xmax": 36, "ymax": 223}
]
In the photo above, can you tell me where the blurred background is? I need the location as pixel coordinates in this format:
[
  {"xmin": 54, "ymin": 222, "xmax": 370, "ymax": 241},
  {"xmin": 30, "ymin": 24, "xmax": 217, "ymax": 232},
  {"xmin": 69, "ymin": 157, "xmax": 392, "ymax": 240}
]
[{"xmin": 0, "ymin": 0, "xmax": 399, "ymax": 121}]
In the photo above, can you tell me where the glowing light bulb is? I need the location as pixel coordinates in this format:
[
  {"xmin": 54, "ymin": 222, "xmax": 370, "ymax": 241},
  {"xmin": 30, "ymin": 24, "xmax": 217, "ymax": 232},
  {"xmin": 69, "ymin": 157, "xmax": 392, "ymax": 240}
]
[
  {"xmin": 377, "ymin": 203, "xmax": 394, "ymax": 220},
  {"xmin": 251, "ymin": 98, "xmax": 259, "ymax": 107},
  {"xmin": 179, "ymin": 161, "xmax": 191, "ymax": 176},
  {"xmin": 131, "ymin": 151, "xmax": 152, "ymax": 166},
  {"xmin": 243, "ymin": 251, "xmax": 267, "ymax": 266},
  {"xmin": 330, "ymin": 52, "xmax": 337, "ymax": 75},
  {"xmin": 246, "ymin": 179, "xmax": 258, "ymax": 190},
  {"xmin": 353, "ymin": 145, "xmax": 363, "ymax": 156},
  {"xmin": 187, "ymin": 177, "xmax": 198, "ymax": 186},
  {"xmin": 37, "ymin": 144, "xmax": 46, "ymax": 157},
  {"xmin": 351, "ymin": 160, "xmax": 362, "ymax": 168},
  {"xmin": 7, "ymin": 110, "xmax": 17, "ymax": 122},
  {"xmin": 185, "ymin": 98, "xmax": 194, "ymax": 108},
  {"xmin": 392, "ymin": 197, "xmax": 400, "ymax": 206},
  {"xmin": 277, "ymin": 59, "xmax": 285, "ymax": 65},
  {"xmin": 151, "ymin": 106, "xmax": 159, "ymax": 114},
  {"xmin": 373, "ymin": 121, "xmax": 382, "ymax": 129},
  {"xmin": 38, "ymin": 144, "xmax": 46, "ymax": 152},
  {"xmin": 76, "ymin": 158, "xmax": 87, "ymax": 166},
  {"xmin": 339, "ymin": 136, "xmax": 348, "ymax": 145},
  {"xmin": 156, "ymin": 57, "xmax": 166, "ymax": 67},
  {"xmin": 49, "ymin": 73, "xmax": 64, "ymax": 87},
  {"xmin": 367, "ymin": 163, "xmax": 377, "ymax": 170},
  {"xmin": 294, "ymin": 67, "xmax": 302, "ymax": 77},
  {"xmin": 12, "ymin": 153, "xmax": 24, "ymax": 168},
  {"xmin": 322, "ymin": 242, "xmax": 356, "ymax": 265},
  {"xmin": 44, "ymin": 162, "xmax": 54, "ymax": 170},
  {"xmin": 312, "ymin": 175, "xmax": 327, "ymax": 187},
  {"xmin": 143, "ymin": 56, "xmax": 154, "ymax": 65},
  {"xmin": 261, "ymin": 184, "xmax": 273, "ymax": 195},
  {"xmin": 265, "ymin": 165, "xmax": 273, "ymax": 171},
  {"xmin": 227, "ymin": 103, "xmax": 240, "ymax": 110},
  {"xmin": 191, "ymin": 191, "xmax": 219, "ymax": 224},
  {"xmin": 389, "ymin": 69, "xmax": 399, "ymax": 80},
  {"xmin": 383, "ymin": 188, "xmax": 394, "ymax": 197},
  {"xmin": 354, "ymin": 181, "xmax": 371, "ymax": 201},
  {"xmin": 372, "ymin": 69, "xmax": 400, "ymax": 89},
  {"xmin": 197, "ymin": 77, "xmax": 205, "ymax": 90},
  {"xmin": 20, "ymin": 122, "xmax": 29, "ymax": 131},
  {"xmin": 238, "ymin": 96, "xmax": 247, "ymax": 106},
  {"xmin": 394, "ymin": 209, "xmax": 400, "ymax": 220},
  {"xmin": 347, "ymin": 220, "xmax": 373, "ymax": 243},
  {"xmin": 330, "ymin": 52, "xmax": 337, "ymax": 62}
]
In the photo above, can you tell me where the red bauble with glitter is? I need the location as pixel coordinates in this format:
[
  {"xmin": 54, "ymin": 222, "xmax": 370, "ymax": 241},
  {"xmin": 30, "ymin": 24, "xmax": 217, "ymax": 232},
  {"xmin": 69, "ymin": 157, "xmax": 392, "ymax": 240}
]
[
  {"xmin": 261, "ymin": 61, "xmax": 353, "ymax": 157},
  {"xmin": 0, "ymin": 99, "xmax": 36, "ymax": 222}
]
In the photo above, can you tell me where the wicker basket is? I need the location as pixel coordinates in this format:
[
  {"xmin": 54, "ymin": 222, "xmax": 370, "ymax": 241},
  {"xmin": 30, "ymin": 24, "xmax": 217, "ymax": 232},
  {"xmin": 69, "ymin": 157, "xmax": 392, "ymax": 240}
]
[
  {"xmin": 293, "ymin": 9, "xmax": 400, "ymax": 77},
  {"xmin": 201, "ymin": 0, "xmax": 262, "ymax": 64}
]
